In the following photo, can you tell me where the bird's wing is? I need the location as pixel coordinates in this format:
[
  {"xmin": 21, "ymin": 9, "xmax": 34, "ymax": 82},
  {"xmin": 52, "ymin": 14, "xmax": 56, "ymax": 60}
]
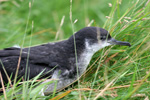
[{"xmin": 0, "ymin": 46, "xmax": 57, "ymax": 83}]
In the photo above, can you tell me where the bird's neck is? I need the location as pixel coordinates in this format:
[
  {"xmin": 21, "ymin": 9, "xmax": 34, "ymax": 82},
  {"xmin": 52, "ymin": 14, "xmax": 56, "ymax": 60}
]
[
  {"xmin": 76, "ymin": 40, "xmax": 99, "ymax": 76},
  {"xmin": 67, "ymin": 37, "xmax": 86, "ymax": 57}
]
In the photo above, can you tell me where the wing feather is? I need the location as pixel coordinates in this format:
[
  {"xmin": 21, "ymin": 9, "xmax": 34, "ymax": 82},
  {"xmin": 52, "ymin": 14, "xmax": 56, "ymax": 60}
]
[{"xmin": 0, "ymin": 46, "xmax": 57, "ymax": 83}]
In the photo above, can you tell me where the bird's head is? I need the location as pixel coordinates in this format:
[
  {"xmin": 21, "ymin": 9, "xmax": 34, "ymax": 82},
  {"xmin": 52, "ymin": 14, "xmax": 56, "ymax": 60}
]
[{"xmin": 71, "ymin": 27, "xmax": 131, "ymax": 52}]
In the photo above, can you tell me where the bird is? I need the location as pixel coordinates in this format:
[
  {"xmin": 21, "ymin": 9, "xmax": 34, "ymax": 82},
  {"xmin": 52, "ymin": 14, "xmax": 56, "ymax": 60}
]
[{"xmin": 0, "ymin": 27, "xmax": 131, "ymax": 95}]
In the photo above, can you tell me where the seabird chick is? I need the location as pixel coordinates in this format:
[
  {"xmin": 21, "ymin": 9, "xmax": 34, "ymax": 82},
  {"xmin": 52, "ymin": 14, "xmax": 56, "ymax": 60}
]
[{"xmin": 0, "ymin": 27, "xmax": 131, "ymax": 95}]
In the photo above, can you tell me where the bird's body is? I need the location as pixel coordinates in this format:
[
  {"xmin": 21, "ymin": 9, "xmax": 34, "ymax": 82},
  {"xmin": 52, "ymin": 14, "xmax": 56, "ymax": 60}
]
[{"xmin": 0, "ymin": 27, "xmax": 131, "ymax": 95}]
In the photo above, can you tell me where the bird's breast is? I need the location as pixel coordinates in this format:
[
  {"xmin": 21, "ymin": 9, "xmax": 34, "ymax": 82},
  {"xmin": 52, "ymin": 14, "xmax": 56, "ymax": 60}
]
[{"xmin": 77, "ymin": 50, "xmax": 94, "ymax": 76}]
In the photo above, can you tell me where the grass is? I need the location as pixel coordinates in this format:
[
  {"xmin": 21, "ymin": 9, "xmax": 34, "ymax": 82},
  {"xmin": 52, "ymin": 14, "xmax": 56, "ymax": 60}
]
[{"xmin": 0, "ymin": 0, "xmax": 150, "ymax": 99}]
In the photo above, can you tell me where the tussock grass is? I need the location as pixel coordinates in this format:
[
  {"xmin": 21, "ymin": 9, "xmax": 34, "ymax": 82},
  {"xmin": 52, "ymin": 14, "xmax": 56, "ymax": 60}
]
[{"xmin": 0, "ymin": 0, "xmax": 150, "ymax": 100}]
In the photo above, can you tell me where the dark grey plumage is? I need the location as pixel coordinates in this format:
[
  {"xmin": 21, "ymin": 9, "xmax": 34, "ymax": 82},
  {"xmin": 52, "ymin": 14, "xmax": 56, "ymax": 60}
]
[{"xmin": 0, "ymin": 27, "xmax": 131, "ymax": 95}]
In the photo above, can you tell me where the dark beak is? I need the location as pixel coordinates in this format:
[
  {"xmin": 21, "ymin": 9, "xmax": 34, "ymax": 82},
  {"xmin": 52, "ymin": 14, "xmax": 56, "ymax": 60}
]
[{"xmin": 108, "ymin": 38, "xmax": 131, "ymax": 47}]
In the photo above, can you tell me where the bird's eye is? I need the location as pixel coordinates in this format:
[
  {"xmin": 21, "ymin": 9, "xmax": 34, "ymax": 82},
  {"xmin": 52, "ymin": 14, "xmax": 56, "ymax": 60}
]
[{"xmin": 100, "ymin": 36, "xmax": 106, "ymax": 40}]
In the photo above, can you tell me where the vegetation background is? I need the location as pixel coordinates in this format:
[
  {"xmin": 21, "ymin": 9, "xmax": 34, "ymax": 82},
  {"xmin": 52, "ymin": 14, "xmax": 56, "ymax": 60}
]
[{"xmin": 0, "ymin": 0, "xmax": 150, "ymax": 99}]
